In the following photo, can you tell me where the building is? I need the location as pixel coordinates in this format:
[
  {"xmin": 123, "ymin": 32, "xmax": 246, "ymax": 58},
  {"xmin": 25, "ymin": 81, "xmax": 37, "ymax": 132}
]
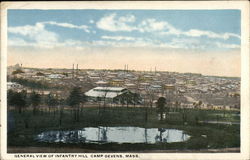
[
  {"xmin": 124, "ymin": 83, "xmax": 136, "ymax": 89},
  {"xmin": 7, "ymin": 82, "xmax": 22, "ymax": 90},
  {"xmin": 85, "ymin": 87, "xmax": 141, "ymax": 104},
  {"xmin": 110, "ymin": 79, "xmax": 124, "ymax": 87},
  {"xmin": 164, "ymin": 84, "xmax": 176, "ymax": 94},
  {"xmin": 95, "ymin": 80, "xmax": 108, "ymax": 87},
  {"xmin": 48, "ymin": 74, "xmax": 64, "ymax": 79}
]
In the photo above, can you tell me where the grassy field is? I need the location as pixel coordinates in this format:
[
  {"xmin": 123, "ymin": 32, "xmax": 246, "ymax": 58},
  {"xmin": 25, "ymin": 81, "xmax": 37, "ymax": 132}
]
[{"xmin": 7, "ymin": 106, "xmax": 240, "ymax": 152}]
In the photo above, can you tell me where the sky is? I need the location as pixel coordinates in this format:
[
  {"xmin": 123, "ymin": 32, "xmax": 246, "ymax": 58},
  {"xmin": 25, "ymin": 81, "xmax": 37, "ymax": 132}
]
[{"xmin": 7, "ymin": 10, "xmax": 241, "ymax": 77}]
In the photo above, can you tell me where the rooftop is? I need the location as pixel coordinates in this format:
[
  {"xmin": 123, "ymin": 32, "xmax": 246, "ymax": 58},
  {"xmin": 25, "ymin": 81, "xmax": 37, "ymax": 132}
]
[
  {"xmin": 85, "ymin": 87, "xmax": 128, "ymax": 98},
  {"xmin": 94, "ymin": 87, "xmax": 126, "ymax": 92}
]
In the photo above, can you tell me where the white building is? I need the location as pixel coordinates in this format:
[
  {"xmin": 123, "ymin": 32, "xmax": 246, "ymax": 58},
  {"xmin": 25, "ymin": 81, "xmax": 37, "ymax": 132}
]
[
  {"xmin": 95, "ymin": 80, "xmax": 108, "ymax": 86},
  {"xmin": 7, "ymin": 82, "xmax": 22, "ymax": 90},
  {"xmin": 85, "ymin": 87, "xmax": 128, "ymax": 99},
  {"xmin": 48, "ymin": 74, "xmax": 63, "ymax": 79},
  {"xmin": 85, "ymin": 87, "xmax": 141, "ymax": 104}
]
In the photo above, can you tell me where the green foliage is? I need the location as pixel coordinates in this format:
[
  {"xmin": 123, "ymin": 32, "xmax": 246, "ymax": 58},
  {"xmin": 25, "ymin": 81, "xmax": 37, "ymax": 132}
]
[
  {"xmin": 157, "ymin": 97, "xmax": 166, "ymax": 109},
  {"xmin": 7, "ymin": 89, "xmax": 15, "ymax": 106},
  {"xmin": 116, "ymin": 91, "xmax": 141, "ymax": 105},
  {"xmin": 67, "ymin": 87, "xmax": 84, "ymax": 106},
  {"xmin": 67, "ymin": 87, "xmax": 87, "ymax": 122},
  {"xmin": 156, "ymin": 97, "xmax": 166, "ymax": 121},
  {"xmin": 30, "ymin": 91, "xmax": 41, "ymax": 107},
  {"xmin": 198, "ymin": 101, "xmax": 202, "ymax": 106},
  {"xmin": 45, "ymin": 93, "xmax": 58, "ymax": 106},
  {"xmin": 8, "ymin": 90, "xmax": 26, "ymax": 107},
  {"xmin": 11, "ymin": 77, "xmax": 50, "ymax": 89},
  {"xmin": 7, "ymin": 90, "xmax": 27, "ymax": 113}
]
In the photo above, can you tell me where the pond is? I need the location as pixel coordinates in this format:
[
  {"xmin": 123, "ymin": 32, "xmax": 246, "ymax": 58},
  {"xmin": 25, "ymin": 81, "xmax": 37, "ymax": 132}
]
[{"xmin": 35, "ymin": 127, "xmax": 190, "ymax": 144}]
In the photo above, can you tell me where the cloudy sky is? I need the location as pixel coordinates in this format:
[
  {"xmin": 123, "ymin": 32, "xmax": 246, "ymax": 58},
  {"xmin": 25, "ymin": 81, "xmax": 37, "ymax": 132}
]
[{"xmin": 7, "ymin": 10, "xmax": 240, "ymax": 77}]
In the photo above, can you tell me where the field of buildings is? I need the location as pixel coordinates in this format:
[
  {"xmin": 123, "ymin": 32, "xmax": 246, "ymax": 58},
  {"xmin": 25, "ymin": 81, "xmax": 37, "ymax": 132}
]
[
  {"xmin": 8, "ymin": 64, "xmax": 240, "ymax": 110},
  {"xmin": 7, "ymin": 64, "xmax": 240, "ymax": 152}
]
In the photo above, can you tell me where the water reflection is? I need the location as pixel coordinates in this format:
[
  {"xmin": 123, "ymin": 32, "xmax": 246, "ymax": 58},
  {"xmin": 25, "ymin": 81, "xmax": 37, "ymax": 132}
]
[{"xmin": 35, "ymin": 127, "xmax": 190, "ymax": 144}]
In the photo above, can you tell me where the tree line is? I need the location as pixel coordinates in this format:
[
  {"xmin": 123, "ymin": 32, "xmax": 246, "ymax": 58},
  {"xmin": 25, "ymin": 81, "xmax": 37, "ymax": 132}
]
[
  {"xmin": 7, "ymin": 87, "xmax": 86, "ymax": 123},
  {"xmin": 7, "ymin": 86, "xmax": 190, "ymax": 127},
  {"xmin": 10, "ymin": 77, "xmax": 51, "ymax": 89}
]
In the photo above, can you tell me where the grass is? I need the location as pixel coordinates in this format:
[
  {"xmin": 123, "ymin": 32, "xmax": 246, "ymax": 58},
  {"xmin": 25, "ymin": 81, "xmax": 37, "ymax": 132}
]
[{"xmin": 7, "ymin": 106, "xmax": 240, "ymax": 152}]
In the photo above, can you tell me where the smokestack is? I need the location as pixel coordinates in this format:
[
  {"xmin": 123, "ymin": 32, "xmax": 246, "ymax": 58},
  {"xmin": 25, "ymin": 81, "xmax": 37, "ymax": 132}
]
[
  {"xmin": 76, "ymin": 64, "xmax": 78, "ymax": 76},
  {"xmin": 72, "ymin": 64, "xmax": 75, "ymax": 78}
]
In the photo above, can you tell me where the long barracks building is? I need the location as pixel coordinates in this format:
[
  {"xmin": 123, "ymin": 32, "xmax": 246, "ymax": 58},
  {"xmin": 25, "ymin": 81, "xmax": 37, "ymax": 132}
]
[{"xmin": 85, "ymin": 87, "xmax": 141, "ymax": 104}]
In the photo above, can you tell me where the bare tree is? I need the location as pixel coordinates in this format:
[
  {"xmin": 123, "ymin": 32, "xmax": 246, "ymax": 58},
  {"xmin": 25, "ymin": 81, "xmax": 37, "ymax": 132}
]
[
  {"xmin": 45, "ymin": 93, "xmax": 58, "ymax": 115},
  {"xmin": 102, "ymin": 87, "xmax": 109, "ymax": 110},
  {"xmin": 30, "ymin": 91, "xmax": 41, "ymax": 115}
]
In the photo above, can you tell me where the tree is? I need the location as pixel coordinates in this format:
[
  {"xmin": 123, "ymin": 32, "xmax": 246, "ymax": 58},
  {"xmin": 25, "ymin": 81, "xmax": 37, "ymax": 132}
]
[
  {"xmin": 118, "ymin": 91, "xmax": 139, "ymax": 108},
  {"xmin": 97, "ymin": 96, "xmax": 102, "ymax": 114},
  {"xmin": 193, "ymin": 102, "xmax": 198, "ymax": 109},
  {"xmin": 58, "ymin": 98, "xmax": 65, "ymax": 127},
  {"xmin": 198, "ymin": 101, "xmax": 202, "ymax": 109},
  {"xmin": 174, "ymin": 101, "xmax": 180, "ymax": 112},
  {"xmin": 67, "ymin": 87, "xmax": 82, "ymax": 122},
  {"xmin": 145, "ymin": 88, "xmax": 155, "ymax": 108},
  {"xmin": 223, "ymin": 105, "xmax": 226, "ymax": 117},
  {"xmin": 8, "ymin": 90, "xmax": 31, "ymax": 128},
  {"xmin": 8, "ymin": 90, "xmax": 27, "ymax": 114},
  {"xmin": 102, "ymin": 88, "xmax": 109, "ymax": 109},
  {"xmin": 30, "ymin": 91, "xmax": 41, "ymax": 115},
  {"xmin": 7, "ymin": 89, "xmax": 15, "ymax": 110},
  {"xmin": 132, "ymin": 92, "xmax": 141, "ymax": 107},
  {"xmin": 156, "ymin": 97, "xmax": 166, "ymax": 121},
  {"xmin": 143, "ymin": 89, "xmax": 153, "ymax": 122},
  {"xmin": 182, "ymin": 107, "xmax": 188, "ymax": 124},
  {"xmin": 80, "ymin": 94, "xmax": 87, "ymax": 114},
  {"xmin": 10, "ymin": 77, "xmax": 51, "ymax": 89},
  {"xmin": 45, "ymin": 93, "xmax": 58, "ymax": 115},
  {"xmin": 122, "ymin": 91, "xmax": 132, "ymax": 108}
]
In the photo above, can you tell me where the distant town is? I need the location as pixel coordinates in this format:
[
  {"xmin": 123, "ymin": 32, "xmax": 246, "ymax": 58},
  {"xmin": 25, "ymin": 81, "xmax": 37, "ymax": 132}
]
[{"xmin": 7, "ymin": 63, "xmax": 240, "ymax": 111}]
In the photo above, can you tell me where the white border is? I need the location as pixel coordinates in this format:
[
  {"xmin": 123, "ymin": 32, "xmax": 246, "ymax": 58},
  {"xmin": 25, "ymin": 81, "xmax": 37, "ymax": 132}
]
[{"xmin": 1, "ymin": 1, "xmax": 249, "ymax": 160}]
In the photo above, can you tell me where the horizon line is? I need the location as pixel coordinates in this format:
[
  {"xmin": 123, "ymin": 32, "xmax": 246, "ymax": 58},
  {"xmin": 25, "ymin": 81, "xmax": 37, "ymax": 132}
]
[{"xmin": 7, "ymin": 64, "xmax": 241, "ymax": 79}]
